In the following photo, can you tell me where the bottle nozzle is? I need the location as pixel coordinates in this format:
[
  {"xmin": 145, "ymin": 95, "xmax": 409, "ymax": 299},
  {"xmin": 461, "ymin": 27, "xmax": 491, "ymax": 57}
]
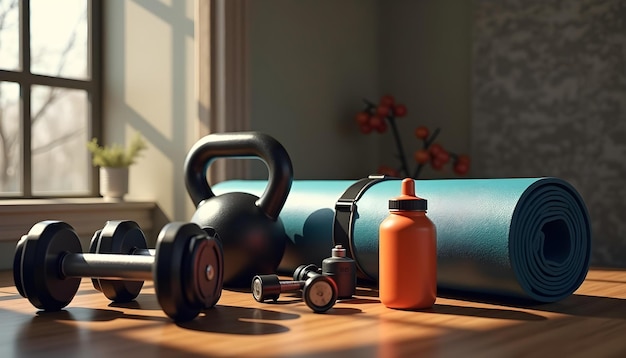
[{"xmin": 401, "ymin": 178, "xmax": 415, "ymax": 196}]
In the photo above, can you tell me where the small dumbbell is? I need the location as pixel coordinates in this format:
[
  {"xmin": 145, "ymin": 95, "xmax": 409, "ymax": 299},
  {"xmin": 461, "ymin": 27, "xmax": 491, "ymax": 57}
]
[
  {"xmin": 292, "ymin": 264, "xmax": 338, "ymax": 312},
  {"xmin": 253, "ymin": 264, "xmax": 322, "ymax": 302},
  {"xmin": 13, "ymin": 220, "xmax": 224, "ymax": 322},
  {"xmin": 252, "ymin": 265, "xmax": 338, "ymax": 313},
  {"xmin": 251, "ymin": 274, "xmax": 303, "ymax": 302}
]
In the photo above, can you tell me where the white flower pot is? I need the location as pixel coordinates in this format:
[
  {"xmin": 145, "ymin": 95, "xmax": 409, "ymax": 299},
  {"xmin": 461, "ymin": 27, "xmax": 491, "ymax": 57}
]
[{"xmin": 99, "ymin": 167, "xmax": 129, "ymax": 201}]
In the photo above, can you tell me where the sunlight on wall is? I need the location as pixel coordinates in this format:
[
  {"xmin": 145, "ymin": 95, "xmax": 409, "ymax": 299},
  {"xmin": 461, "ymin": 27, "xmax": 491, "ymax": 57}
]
[
  {"xmin": 127, "ymin": 123, "xmax": 174, "ymax": 217},
  {"xmin": 185, "ymin": 35, "xmax": 196, "ymax": 148},
  {"xmin": 105, "ymin": 0, "xmax": 197, "ymax": 221},
  {"xmin": 124, "ymin": 0, "xmax": 173, "ymax": 141}
]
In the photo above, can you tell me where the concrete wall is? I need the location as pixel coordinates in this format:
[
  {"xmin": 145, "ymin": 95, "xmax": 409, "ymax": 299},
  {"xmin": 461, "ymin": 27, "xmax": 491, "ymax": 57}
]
[{"xmin": 471, "ymin": 0, "xmax": 626, "ymax": 266}]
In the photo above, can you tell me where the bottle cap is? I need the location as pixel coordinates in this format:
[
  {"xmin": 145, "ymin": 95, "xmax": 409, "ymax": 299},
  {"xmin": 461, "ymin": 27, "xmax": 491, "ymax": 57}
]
[{"xmin": 388, "ymin": 178, "xmax": 427, "ymax": 211}]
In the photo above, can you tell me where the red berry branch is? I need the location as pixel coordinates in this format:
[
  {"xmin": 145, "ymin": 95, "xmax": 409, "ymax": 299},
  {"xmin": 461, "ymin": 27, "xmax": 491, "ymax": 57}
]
[{"xmin": 354, "ymin": 95, "xmax": 470, "ymax": 178}]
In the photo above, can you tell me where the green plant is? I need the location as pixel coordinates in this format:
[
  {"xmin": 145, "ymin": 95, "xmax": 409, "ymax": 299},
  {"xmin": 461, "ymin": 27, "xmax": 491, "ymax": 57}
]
[{"xmin": 87, "ymin": 133, "xmax": 148, "ymax": 167}]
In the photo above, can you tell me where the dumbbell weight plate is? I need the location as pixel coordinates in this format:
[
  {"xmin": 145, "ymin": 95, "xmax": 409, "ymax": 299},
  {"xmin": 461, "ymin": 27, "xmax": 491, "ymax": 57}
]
[
  {"xmin": 293, "ymin": 263, "xmax": 320, "ymax": 281},
  {"xmin": 183, "ymin": 227, "xmax": 224, "ymax": 308},
  {"xmin": 13, "ymin": 236, "xmax": 27, "ymax": 298},
  {"xmin": 302, "ymin": 275, "xmax": 338, "ymax": 313},
  {"xmin": 92, "ymin": 221, "xmax": 147, "ymax": 302},
  {"xmin": 89, "ymin": 229, "xmax": 103, "ymax": 293},
  {"xmin": 15, "ymin": 221, "xmax": 82, "ymax": 311},
  {"xmin": 154, "ymin": 222, "xmax": 224, "ymax": 321}
]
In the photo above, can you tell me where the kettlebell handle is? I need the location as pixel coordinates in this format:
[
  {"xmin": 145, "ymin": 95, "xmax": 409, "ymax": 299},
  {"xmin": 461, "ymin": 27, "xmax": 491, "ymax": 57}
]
[{"xmin": 184, "ymin": 132, "xmax": 293, "ymax": 221}]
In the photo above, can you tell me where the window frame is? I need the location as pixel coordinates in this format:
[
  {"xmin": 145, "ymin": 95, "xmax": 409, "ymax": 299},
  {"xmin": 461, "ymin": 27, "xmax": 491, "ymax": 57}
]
[
  {"xmin": 196, "ymin": 0, "xmax": 250, "ymax": 183},
  {"xmin": 0, "ymin": 0, "xmax": 102, "ymax": 198}
]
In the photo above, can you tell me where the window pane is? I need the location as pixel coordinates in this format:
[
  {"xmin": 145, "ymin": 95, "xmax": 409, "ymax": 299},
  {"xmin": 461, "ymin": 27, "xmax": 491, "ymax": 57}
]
[
  {"xmin": 0, "ymin": 81, "xmax": 21, "ymax": 194},
  {"xmin": 0, "ymin": 0, "xmax": 20, "ymax": 71},
  {"xmin": 31, "ymin": 85, "xmax": 90, "ymax": 195},
  {"xmin": 30, "ymin": 0, "xmax": 88, "ymax": 80}
]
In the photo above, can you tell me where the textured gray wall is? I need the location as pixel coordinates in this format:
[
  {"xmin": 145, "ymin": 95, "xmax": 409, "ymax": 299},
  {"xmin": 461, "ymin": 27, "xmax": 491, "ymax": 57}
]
[{"xmin": 472, "ymin": 0, "xmax": 626, "ymax": 266}]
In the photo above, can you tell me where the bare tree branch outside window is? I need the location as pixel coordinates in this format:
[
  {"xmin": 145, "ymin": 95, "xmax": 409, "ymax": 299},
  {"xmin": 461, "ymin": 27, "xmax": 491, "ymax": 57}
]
[
  {"xmin": 0, "ymin": 0, "xmax": 19, "ymax": 191},
  {"xmin": 0, "ymin": 0, "xmax": 94, "ymax": 196}
]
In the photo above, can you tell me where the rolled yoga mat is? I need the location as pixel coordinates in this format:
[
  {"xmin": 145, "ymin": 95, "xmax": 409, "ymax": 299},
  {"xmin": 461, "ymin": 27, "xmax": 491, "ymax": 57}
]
[{"xmin": 213, "ymin": 177, "xmax": 591, "ymax": 302}]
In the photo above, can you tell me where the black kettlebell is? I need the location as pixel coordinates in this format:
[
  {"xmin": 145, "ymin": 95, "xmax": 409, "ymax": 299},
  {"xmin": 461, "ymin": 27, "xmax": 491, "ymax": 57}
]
[{"xmin": 184, "ymin": 132, "xmax": 293, "ymax": 287}]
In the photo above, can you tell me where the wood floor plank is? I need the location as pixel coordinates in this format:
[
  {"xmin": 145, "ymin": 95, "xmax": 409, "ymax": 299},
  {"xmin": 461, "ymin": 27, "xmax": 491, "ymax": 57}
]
[{"xmin": 1, "ymin": 268, "xmax": 625, "ymax": 357}]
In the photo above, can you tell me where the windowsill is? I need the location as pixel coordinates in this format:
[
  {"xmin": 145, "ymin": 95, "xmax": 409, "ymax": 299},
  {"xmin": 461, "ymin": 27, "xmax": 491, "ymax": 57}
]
[
  {"xmin": 0, "ymin": 198, "xmax": 157, "ymax": 243},
  {"xmin": 0, "ymin": 197, "xmax": 156, "ymax": 209},
  {"xmin": 0, "ymin": 198, "xmax": 159, "ymax": 270}
]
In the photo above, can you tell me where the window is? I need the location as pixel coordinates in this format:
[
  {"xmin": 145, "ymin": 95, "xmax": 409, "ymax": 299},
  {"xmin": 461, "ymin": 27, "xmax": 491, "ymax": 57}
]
[{"xmin": 0, "ymin": 0, "xmax": 101, "ymax": 197}]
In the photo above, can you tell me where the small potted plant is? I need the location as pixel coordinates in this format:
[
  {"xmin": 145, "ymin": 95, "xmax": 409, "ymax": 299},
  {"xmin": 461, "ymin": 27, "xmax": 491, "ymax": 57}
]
[{"xmin": 87, "ymin": 133, "xmax": 147, "ymax": 201}]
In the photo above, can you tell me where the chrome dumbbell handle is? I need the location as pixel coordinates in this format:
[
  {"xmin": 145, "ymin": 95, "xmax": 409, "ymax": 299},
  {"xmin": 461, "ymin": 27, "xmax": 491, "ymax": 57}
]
[{"xmin": 63, "ymin": 253, "xmax": 155, "ymax": 281}]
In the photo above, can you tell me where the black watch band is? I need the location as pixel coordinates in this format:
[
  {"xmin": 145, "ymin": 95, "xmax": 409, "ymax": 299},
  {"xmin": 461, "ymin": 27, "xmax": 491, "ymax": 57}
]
[{"xmin": 333, "ymin": 175, "xmax": 392, "ymax": 280}]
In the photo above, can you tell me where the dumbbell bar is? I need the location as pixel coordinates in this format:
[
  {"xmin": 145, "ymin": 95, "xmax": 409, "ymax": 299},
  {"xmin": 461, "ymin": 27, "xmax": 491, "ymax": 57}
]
[{"xmin": 14, "ymin": 220, "xmax": 224, "ymax": 322}]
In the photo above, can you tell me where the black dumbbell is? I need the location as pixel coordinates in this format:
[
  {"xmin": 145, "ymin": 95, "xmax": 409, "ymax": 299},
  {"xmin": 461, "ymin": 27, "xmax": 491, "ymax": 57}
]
[
  {"xmin": 252, "ymin": 264, "xmax": 338, "ymax": 313},
  {"xmin": 13, "ymin": 220, "xmax": 224, "ymax": 322},
  {"xmin": 88, "ymin": 220, "xmax": 222, "ymax": 309}
]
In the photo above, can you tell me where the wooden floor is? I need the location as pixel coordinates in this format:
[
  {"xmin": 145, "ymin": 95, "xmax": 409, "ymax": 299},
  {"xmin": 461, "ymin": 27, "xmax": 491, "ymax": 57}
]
[{"xmin": 1, "ymin": 268, "xmax": 625, "ymax": 357}]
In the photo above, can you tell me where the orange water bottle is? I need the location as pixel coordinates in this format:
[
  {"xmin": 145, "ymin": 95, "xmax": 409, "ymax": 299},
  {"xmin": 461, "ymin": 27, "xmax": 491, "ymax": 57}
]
[{"xmin": 379, "ymin": 178, "xmax": 437, "ymax": 309}]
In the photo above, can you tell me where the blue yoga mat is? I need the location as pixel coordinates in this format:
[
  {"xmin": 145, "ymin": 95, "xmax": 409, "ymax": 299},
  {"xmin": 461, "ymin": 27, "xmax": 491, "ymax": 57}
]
[{"xmin": 213, "ymin": 177, "xmax": 591, "ymax": 302}]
